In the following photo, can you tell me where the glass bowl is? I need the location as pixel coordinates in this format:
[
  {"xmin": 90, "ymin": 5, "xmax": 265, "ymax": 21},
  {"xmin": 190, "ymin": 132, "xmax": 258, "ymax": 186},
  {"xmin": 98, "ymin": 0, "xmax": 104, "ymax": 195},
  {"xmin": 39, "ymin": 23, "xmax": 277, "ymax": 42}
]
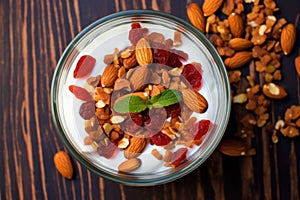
[{"xmin": 51, "ymin": 10, "xmax": 231, "ymax": 186}]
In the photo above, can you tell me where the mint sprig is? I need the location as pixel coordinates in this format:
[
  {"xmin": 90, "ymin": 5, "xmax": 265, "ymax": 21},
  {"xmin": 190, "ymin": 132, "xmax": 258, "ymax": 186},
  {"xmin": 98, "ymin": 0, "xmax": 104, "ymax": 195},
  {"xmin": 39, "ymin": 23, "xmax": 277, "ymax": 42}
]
[
  {"xmin": 151, "ymin": 89, "xmax": 182, "ymax": 108},
  {"xmin": 113, "ymin": 89, "xmax": 182, "ymax": 113}
]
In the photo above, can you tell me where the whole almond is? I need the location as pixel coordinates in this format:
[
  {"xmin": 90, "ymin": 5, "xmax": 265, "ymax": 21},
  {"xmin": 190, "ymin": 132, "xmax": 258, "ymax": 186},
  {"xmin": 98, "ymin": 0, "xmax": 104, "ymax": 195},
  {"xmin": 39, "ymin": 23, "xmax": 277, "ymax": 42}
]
[
  {"xmin": 229, "ymin": 38, "xmax": 253, "ymax": 50},
  {"xmin": 118, "ymin": 158, "xmax": 141, "ymax": 173},
  {"xmin": 202, "ymin": 0, "xmax": 224, "ymax": 17},
  {"xmin": 124, "ymin": 137, "xmax": 147, "ymax": 159},
  {"xmin": 135, "ymin": 38, "xmax": 153, "ymax": 66},
  {"xmin": 129, "ymin": 65, "xmax": 150, "ymax": 91},
  {"xmin": 219, "ymin": 139, "xmax": 247, "ymax": 156},
  {"xmin": 295, "ymin": 56, "xmax": 300, "ymax": 77},
  {"xmin": 280, "ymin": 23, "xmax": 296, "ymax": 55},
  {"xmin": 181, "ymin": 88, "xmax": 208, "ymax": 113},
  {"xmin": 187, "ymin": 3, "xmax": 206, "ymax": 33},
  {"xmin": 224, "ymin": 51, "xmax": 252, "ymax": 69},
  {"xmin": 228, "ymin": 13, "xmax": 244, "ymax": 38},
  {"xmin": 101, "ymin": 64, "xmax": 119, "ymax": 87},
  {"xmin": 123, "ymin": 52, "xmax": 138, "ymax": 69},
  {"xmin": 262, "ymin": 83, "xmax": 287, "ymax": 99},
  {"xmin": 53, "ymin": 151, "xmax": 74, "ymax": 179}
]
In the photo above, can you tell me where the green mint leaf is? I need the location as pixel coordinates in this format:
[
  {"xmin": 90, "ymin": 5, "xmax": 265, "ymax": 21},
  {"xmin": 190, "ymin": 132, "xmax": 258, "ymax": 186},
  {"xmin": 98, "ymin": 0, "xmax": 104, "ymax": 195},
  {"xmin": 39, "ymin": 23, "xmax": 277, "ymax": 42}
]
[
  {"xmin": 151, "ymin": 89, "xmax": 182, "ymax": 108},
  {"xmin": 113, "ymin": 95, "xmax": 147, "ymax": 113}
]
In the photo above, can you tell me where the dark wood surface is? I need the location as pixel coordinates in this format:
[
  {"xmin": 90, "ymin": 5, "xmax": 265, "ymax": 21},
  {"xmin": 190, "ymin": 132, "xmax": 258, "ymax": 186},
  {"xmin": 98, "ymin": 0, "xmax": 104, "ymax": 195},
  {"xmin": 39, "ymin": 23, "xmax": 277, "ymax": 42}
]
[{"xmin": 1, "ymin": 0, "xmax": 300, "ymax": 199}]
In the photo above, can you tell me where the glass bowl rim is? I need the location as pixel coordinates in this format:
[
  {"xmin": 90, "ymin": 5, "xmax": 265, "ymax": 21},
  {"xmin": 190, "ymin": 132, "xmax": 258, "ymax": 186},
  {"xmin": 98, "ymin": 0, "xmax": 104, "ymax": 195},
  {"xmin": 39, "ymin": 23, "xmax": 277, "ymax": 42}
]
[{"xmin": 50, "ymin": 9, "xmax": 231, "ymax": 186}]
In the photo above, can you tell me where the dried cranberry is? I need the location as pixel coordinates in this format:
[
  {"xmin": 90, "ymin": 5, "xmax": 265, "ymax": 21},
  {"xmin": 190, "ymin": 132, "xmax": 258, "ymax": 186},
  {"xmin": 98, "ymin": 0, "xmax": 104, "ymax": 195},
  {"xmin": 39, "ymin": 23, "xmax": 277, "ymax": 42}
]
[
  {"xmin": 192, "ymin": 120, "xmax": 211, "ymax": 141},
  {"xmin": 73, "ymin": 55, "xmax": 96, "ymax": 78},
  {"xmin": 129, "ymin": 23, "xmax": 148, "ymax": 45},
  {"xmin": 173, "ymin": 49, "xmax": 188, "ymax": 61},
  {"xmin": 79, "ymin": 101, "xmax": 95, "ymax": 120},
  {"xmin": 169, "ymin": 148, "xmax": 188, "ymax": 167},
  {"xmin": 144, "ymin": 108, "xmax": 167, "ymax": 135},
  {"xmin": 131, "ymin": 23, "xmax": 141, "ymax": 29},
  {"xmin": 152, "ymin": 43, "xmax": 169, "ymax": 65},
  {"xmin": 130, "ymin": 113, "xmax": 144, "ymax": 126},
  {"xmin": 150, "ymin": 131, "xmax": 172, "ymax": 146},
  {"xmin": 97, "ymin": 142, "xmax": 118, "ymax": 159},
  {"xmin": 69, "ymin": 85, "xmax": 92, "ymax": 101},
  {"xmin": 121, "ymin": 113, "xmax": 143, "ymax": 133},
  {"xmin": 167, "ymin": 52, "xmax": 183, "ymax": 68},
  {"xmin": 164, "ymin": 103, "xmax": 181, "ymax": 118},
  {"xmin": 182, "ymin": 63, "xmax": 203, "ymax": 91}
]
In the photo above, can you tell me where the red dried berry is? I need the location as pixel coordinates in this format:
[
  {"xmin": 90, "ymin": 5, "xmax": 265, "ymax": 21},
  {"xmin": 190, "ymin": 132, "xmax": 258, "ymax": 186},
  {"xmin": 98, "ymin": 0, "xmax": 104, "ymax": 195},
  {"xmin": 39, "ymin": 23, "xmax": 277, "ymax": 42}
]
[
  {"xmin": 167, "ymin": 52, "xmax": 183, "ymax": 68},
  {"xmin": 69, "ymin": 85, "xmax": 92, "ymax": 101},
  {"xmin": 173, "ymin": 49, "xmax": 188, "ymax": 61},
  {"xmin": 192, "ymin": 120, "xmax": 211, "ymax": 141},
  {"xmin": 169, "ymin": 148, "xmax": 188, "ymax": 167},
  {"xmin": 97, "ymin": 142, "xmax": 118, "ymax": 159},
  {"xmin": 164, "ymin": 103, "xmax": 181, "ymax": 118},
  {"xmin": 73, "ymin": 55, "xmax": 96, "ymax": 78},
  {"xmin": 131, "ymin": 23, "xmax": 141, "ymax": 29},
  {"xmin": 150, "ymin": 131, "xmax": 172, "ymax": 146},
  {"xmin": 79, "ymin": 101, "xmax": 95, "ymax": 120},
  {"xmin": 153, "ymin": 43, "xmax": 169, "ymax": 65},
  {"xmin": 121, "ymin": 113, "xmax": 143, "ymax": 133},
  {"xmin": 130, "ymin": 113, "xmax": 144, "ymax": 126},
  {"xmin": 182, "ymin": 63, "xmax": 203, "ymax": 91},
  {"xmin": 129, "ymin": 23, "xmax": 148, "ymax": 45},
  {"xmin": 144, "ymin": 108, "xmax": 167, "ymax": 135}
]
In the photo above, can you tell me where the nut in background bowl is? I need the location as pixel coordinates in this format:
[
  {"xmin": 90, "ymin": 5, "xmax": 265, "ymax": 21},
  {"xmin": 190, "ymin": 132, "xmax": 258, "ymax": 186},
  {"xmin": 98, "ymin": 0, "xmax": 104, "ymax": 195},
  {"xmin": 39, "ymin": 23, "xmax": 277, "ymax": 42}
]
[{"xmin": 51, "ymin": 10, "xmax": 231, "ymax": 186}]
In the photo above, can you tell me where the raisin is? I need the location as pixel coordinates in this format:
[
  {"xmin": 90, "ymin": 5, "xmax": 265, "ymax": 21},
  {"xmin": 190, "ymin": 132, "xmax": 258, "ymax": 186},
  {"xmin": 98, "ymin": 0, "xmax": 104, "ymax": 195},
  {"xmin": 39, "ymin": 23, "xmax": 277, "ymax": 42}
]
[
  {"xmin": 69, "ymin": 85, "xmax": 92, "ymax": 101},
  {"xmin": 97, "ymin": 142, "xmax": 118, "ymax": 159},
  {"xmin": 73, "ymin": 55, "xmax": 96, "ymax": 78},
  {"xmin": 182, "ymin": 63, "xmax": 202, "ymax": 91},
  {"xmin": 150, "ymin": 131, "xmax": 172, "ymax": 146},
  {"xmin": 129, "ymin": 23, "xmax": 148, "ymax": 45},
  {"xmin": 79, "ymin": 101, "xmax": 95, "ymax": 120}
]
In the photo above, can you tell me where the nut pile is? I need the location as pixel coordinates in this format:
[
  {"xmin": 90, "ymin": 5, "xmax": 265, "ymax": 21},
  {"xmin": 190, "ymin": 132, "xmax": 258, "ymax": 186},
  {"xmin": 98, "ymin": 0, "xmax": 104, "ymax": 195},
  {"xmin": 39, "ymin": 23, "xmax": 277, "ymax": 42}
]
[
  {"xmin": 69, "ymin": 23, "xmax": 212, "ymax": 172},
  {"xmin": 187, "ymin": 0, "xmax": 298, "ymax": 155}
]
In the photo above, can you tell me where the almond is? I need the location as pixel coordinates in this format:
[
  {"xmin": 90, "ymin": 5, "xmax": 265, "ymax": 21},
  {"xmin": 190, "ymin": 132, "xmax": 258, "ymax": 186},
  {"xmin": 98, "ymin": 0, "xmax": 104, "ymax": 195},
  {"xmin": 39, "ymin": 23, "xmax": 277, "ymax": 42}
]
[
  {"xmin": 123, "ymin": 53, "xmax": 138, "ymax": 69},
  {"xmin": 187, "ymin": 3, "xmax": 206, "ymax": 33},
  {"xmin": 224, "ymin": 51, "xmax": 252, "ymax": 69},
  {"xmin": 124, "ymin": 137, "xmax": 147, "ymax": 159},
  {"xmin": 219, "ymin": 139, "xmax": 247, "ymax": 156},
  {"xmin": 228, "ymin": 13, "xmax": 244, "ymax": 38},
  {"xmin": 229, "ymin": 38, "xmax": 253, "ymax": 50},
  {"xmin": 295, "ymin": 56, "xmax": 300, "ymax": 77},
  {"xmin": 202, "ymin": 0, "xmax": 224, "ymax": 17},
  {"xmin": 135, "ymin": 38, "xmax": 153, "ymax": 66},
  {"xmin": 262, "ymin": 83, "xmax": 287, "ymax": 99},
  {"xmin": 118, "ymin": 158, "xmax": 141, "ymax": 173},
  {"xmin": 129, "ymin": 65, "xmax": 150, "ymax": 91},
  {"xmin": 221, "ymin": 0, "xmax": 234, "ymax": 16},
  {"xmin": 101, "ymin": 64, "xmax": 119, "ymax": 87},
  {"xmin": 181, "ymin": 88, "xmax": 208, "ymax": 113},
  {"xmin": 280, "ymin": 23, "xmax": 296, "ymax": 55},
  {"xmin": 53, "ymin": 151, "xmax": 74, "ymax": 179}
]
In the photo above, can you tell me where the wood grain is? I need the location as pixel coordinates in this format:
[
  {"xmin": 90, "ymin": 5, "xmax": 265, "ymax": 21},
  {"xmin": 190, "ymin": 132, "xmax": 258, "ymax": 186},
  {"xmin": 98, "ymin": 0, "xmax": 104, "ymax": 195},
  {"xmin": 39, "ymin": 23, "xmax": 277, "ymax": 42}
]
[{"xmin": 1, "ymin": 0, "xmax": 300, "ymax": 199}]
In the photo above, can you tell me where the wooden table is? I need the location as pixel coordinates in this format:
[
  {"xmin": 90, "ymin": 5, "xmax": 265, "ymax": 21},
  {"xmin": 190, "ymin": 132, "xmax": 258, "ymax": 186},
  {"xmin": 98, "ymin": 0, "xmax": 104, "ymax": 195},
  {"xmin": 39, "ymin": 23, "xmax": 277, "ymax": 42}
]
[{"xmin": 1, "ymin": 0, "xmax": 300, "ymax": 199}]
